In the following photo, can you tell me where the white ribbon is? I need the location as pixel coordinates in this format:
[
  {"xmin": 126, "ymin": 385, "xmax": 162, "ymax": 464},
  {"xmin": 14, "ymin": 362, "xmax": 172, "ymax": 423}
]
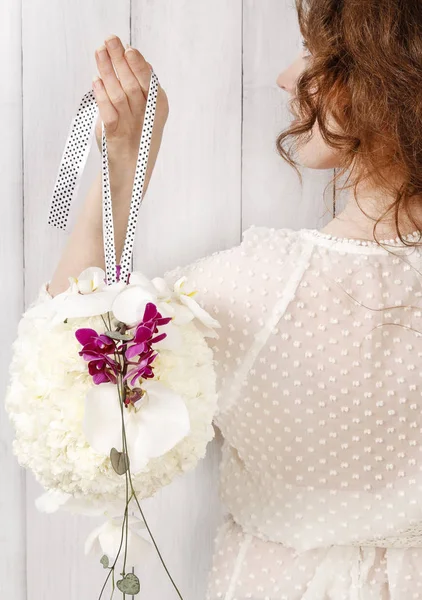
[{"xmin": 48, "ymin": 71, "xmax": 160, "ymax": 286}]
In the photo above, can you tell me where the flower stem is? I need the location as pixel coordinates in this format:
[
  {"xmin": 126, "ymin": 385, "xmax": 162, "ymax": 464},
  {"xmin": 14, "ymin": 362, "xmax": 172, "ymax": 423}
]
[
  {"xmin": 100, "ymin": 312, "xmax": 185, "ymax": 600},
  {"xmin": 127, "ymin": 476, "xmax": 185, "ymax": 600},
  {"xmin": 97, "ymin": 499, "xmax": 129, "ymax": 600},
  {"xmin": 117, "ymin": 381, "xmax": 185, "ymax": 599}
]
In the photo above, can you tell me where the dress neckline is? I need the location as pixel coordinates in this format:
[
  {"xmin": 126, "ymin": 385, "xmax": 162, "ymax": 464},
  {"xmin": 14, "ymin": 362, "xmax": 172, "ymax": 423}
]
[{"xmin": 299, "ymin": 227, "xmax": 422, "ymax": 248}]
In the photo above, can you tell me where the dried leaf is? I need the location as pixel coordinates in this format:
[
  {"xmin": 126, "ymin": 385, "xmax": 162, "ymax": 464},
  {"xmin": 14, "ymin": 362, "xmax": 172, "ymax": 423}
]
[
  {"xmin": 116, "ymin": 573, "xmax": 140, "ymax": 595},
  {"xmin": 100, "ymin": 555, "xmax": 109, "ymax": 569},
  {"xmin": 110, "ymin": 447, "xmax": 129, "ymax": 475},
  {"xmin": 104, "ymin": 331, "xmax": 133, "ymax": 342}
]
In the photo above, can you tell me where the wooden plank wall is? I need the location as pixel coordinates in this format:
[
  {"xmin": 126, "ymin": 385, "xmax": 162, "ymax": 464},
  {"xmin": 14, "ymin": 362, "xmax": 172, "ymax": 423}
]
[
  {"xmin": 1, "ymin": 0, "xmax": 334, "ymax": 598},
  {"xmin": 0, "ymin": 0, "xmax": 26, "ymax": 597}
]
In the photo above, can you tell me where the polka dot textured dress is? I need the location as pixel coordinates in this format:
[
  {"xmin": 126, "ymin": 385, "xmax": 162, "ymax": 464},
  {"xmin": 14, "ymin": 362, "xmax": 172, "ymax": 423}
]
[
  {"xmin": 162, "ymin": 225, "xmax": 422, "ymax": 600},
  {"xmin": 35, "ymin": 224, "xmax": 422, "ymax": 599}
]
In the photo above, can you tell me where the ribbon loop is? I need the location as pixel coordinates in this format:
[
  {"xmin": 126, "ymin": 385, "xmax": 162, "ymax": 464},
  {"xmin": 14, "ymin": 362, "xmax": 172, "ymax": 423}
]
[{"xmin": 48, "ymin": 71, "xmax": 160, "ymax": 285}]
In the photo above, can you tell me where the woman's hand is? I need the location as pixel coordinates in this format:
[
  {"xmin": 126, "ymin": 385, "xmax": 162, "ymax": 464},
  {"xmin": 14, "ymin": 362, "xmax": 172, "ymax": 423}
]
[
  {"xmin": 93, "ymin": 34, "xmax": 169, "ymax": 168},
  {"xmin": 48, "ymin": 35, "xmax": 169, "ymax": 298}
]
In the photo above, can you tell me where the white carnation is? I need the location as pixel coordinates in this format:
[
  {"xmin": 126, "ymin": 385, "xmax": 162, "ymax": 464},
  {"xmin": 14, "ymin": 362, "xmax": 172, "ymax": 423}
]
[{"xmin": 5, "ymin": 274, "xmax": 219, "ymax": 511}]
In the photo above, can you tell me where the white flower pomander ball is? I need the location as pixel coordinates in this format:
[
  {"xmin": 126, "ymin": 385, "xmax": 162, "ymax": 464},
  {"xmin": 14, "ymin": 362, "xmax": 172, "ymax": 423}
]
[{"xmin": 4, "ymin": 267, "xmax": 220, "ymax": 511}]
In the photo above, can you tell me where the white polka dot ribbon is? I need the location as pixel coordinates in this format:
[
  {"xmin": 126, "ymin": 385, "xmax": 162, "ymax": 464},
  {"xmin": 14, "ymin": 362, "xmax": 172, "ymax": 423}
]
[{"xmin": 48, "ymin": 70, "xmax": 159, "ymax": 285}]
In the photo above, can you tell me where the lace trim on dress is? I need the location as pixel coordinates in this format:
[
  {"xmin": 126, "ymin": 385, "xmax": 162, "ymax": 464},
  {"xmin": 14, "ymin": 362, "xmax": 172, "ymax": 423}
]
[
  {"xmin": 349, "ymin": 521, "xmax": 422, "ymax": 548},
  {"xmin": 300, "ymin": 227, "xmax": 422, "ymax": 247}
]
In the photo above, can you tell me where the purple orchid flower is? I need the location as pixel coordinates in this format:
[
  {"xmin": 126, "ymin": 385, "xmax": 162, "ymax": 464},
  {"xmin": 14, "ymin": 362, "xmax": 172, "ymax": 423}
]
[
  {"xmin": 75, "ymin": 328, "xmax": 121, "ymax": 385},
  {"xmin": 75, "ymin": 328, "xmax": 116, "ymax": 357},
  {"xmin": 125, "ymin": 303, "xmax": 172, "ymax": 361},
  {"xmin": 87, "ymin": 356, "xmax": 120, "ymax": 385},
  {"xmin": 142, "ymin": 302, "xmax": 173, "ymax": 332},
  {"xmin": 124, "ymin": 349, "xmax": 158, "ymax": 387}
]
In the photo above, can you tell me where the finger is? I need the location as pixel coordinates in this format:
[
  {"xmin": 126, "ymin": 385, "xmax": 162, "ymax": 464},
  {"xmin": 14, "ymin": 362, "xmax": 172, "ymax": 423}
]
[
  {"xmin": 124, "ymin": 47, "xmax": 154, "ymax": 96},
  {"xmin": 104, "ymin": 35, "xmax": 145, "ymax": 114},
  {"xmin": 92, "ymin": 76, "xmax": 119, "ymax": 132},
  {"xmin": 95, "ymin": 44, "xmax": 131, "ymax": 116}
]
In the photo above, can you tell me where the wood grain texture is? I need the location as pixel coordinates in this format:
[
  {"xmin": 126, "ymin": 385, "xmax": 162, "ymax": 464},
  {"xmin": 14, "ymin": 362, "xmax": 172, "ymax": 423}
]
[
  {"xmin": 22, "ymin": 1, "xmax": 130, "ymax": 598},
  {"xmin": 0, "ymin": 0, "xmax": 26, "ymax": 597},
  {"xmin": 243, "ymin": 0, "xmax": 334, "ymax": 230}
]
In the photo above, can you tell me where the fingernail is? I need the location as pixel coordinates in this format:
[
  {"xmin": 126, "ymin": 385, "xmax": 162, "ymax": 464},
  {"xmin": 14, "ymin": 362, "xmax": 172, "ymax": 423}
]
[
  {"xmin": 105, "ymin": 34, "xmax": 119, "ymax": 49},
  {"xmin": 125, "ymin": 46, "xmax": 136, "ymax": 56},
  {"xmin": 92, "ymin": 75, "xmax": 102, "ymax": 90},
  {"xmin": 96, "ymin": 45, "xmax": 107, "ymax": 61}
]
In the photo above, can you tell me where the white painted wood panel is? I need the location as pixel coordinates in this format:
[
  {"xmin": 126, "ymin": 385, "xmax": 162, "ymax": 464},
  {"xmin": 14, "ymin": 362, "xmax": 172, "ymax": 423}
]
[
  {"xmin": 242, "ymin": 0, "xmax": 334, "ymax": 231},
  {"xmin": 0, "ymin": 0, "xmax": 26, "ymax": 598},
  {"xmin": 22, "ymin": 2, "xmax": 130, "ymax": 598}
]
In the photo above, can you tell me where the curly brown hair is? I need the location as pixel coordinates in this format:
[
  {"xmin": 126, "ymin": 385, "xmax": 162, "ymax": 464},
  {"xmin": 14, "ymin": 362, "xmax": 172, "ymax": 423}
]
[{"xmin": 276, "ymin": 0, "xmax": 422, "ymax": 249}]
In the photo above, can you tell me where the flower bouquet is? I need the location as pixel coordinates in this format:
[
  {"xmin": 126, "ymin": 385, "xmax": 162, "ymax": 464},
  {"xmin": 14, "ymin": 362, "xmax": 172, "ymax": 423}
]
[{"xmin": 4, "ymin": 71, "xmax": 220, "ymax": 598}]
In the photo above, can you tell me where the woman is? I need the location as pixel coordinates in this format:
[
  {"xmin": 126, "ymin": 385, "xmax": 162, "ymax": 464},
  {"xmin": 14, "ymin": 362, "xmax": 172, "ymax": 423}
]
[{"xmin": 44, "ymin": 1, "xmax": 422, "ymax": 598}]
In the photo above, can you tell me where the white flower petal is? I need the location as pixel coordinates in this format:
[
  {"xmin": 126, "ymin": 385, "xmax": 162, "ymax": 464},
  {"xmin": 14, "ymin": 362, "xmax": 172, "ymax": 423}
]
[
  {"xmin": 127, "ymin": 271, "xmax": 158, "ymax": 295},
  {"xmin": 167, "ymin": 303, "xmax": 195, "ymax": 326},
  {"xmin": 51, "ymin": 289, "xmax": 120, "ymax": 320},
  {"xmin": 85, "ymin": 522, "xmax": 106, "ymax": 556},
  {"xmin": 151, "ymin": 276, "xmax": 172, "ymax": 299},
  {"xmin": 35, "ymin": 489, "xmax": 72, "ymax": 513},
  {"xmin": 111, "ymin": 286, "xmax": 157, "ymax": 327},
  {"xmin": 127, "ymin": 515, "xmax": 147, "ymax": 532},
  {"xmin": 77, "ymin": 279, "xmax": 96, "ymax": 295},
  {"xmin": 124, "ymin": 529, "xmax": 153, "ymax": 567},
  {"xmin": 124, "ymin": 419, "xmax": 150, "ymax": 473},
  {"xmin": 154, "ymin": 297, "xmax": 197, "ymax": 326},
  {"xmin": 83, "ymin": 384, "xmax": 126, "ymax": 455},
  {"xmin": 154, "ymin": 300, "xmax": 175, "ymax": 319},
  {"xmin": 179, "ymin": 294, "xmax": 221, "ymax": 330},
  {"xmin": 68, "ymin": 278, "xmax": 80, "ymax": 294},
  {"xmin": 170, "ymin": 276, "xmax": 221, "ymax": 330},
  {"xmin": 173, "ymin": 276, "xmax": 190, "ymax": 295},
  {"xmin": 125, "ymin": 380, "xmax": 190, "ymax": 472},
  {"xmin": 97, "ymin": 521, "xmax": 123, "ymax": 558},
  {"xmin": 68, "ymin": 267, "xmax": 107, "ymax": 295},
  {"xmin": 77, "ymin": 267, "xmax": 107, "ymax": 292},
  {"xmin": 89, "ymin": 519, "xmax": 152, "ymax": 569},
  {"xmin": 188, "ymin": 318, "xmax": 220, "ymax": 339},
  {"xmin": 151, "ymin": 320, "xmax": 183, "ymax": 351}
]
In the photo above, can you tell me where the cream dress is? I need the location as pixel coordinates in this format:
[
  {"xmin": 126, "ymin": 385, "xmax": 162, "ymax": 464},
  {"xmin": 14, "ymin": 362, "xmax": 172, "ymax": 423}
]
[
  {"xmin": 35, "ymin": 224, "xmax": 422, "ymax": 599},
  {"xmin": 160, "ymin": 225, "xmax": 422, "ymax": 600}
]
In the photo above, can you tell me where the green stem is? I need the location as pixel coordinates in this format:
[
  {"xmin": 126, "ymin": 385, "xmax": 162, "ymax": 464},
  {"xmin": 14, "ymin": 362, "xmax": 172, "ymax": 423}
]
[
  {"xmin": 118, "ymin": 375, "xmax": 130, "ymax": 578},
  {"xmin": 110, "ymin": 569, "xmax": 115, "ymax": 600},
  {"xmin": 127, "ymin": 476, "xmax": 185, "ymax": 600},
  {"xmin": 99, "ymin": 312, "xmax": 185, "ymax": 600},
  {"xmin": 98, "ymin": 499, "xmax": 131, "ymax": 600},
  {"xmin": 118, "ymin": 392, "xmax": 185, "ymax": 600},
  {"xmin": 114, "ymin": 333, "xmax": 131, "ymax": 595}
]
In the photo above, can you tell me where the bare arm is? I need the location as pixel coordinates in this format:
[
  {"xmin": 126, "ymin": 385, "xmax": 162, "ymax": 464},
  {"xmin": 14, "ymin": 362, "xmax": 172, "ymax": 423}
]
[{"xmin": 47, "ymin": 34, "xmax": 169, "ymax": 298}]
